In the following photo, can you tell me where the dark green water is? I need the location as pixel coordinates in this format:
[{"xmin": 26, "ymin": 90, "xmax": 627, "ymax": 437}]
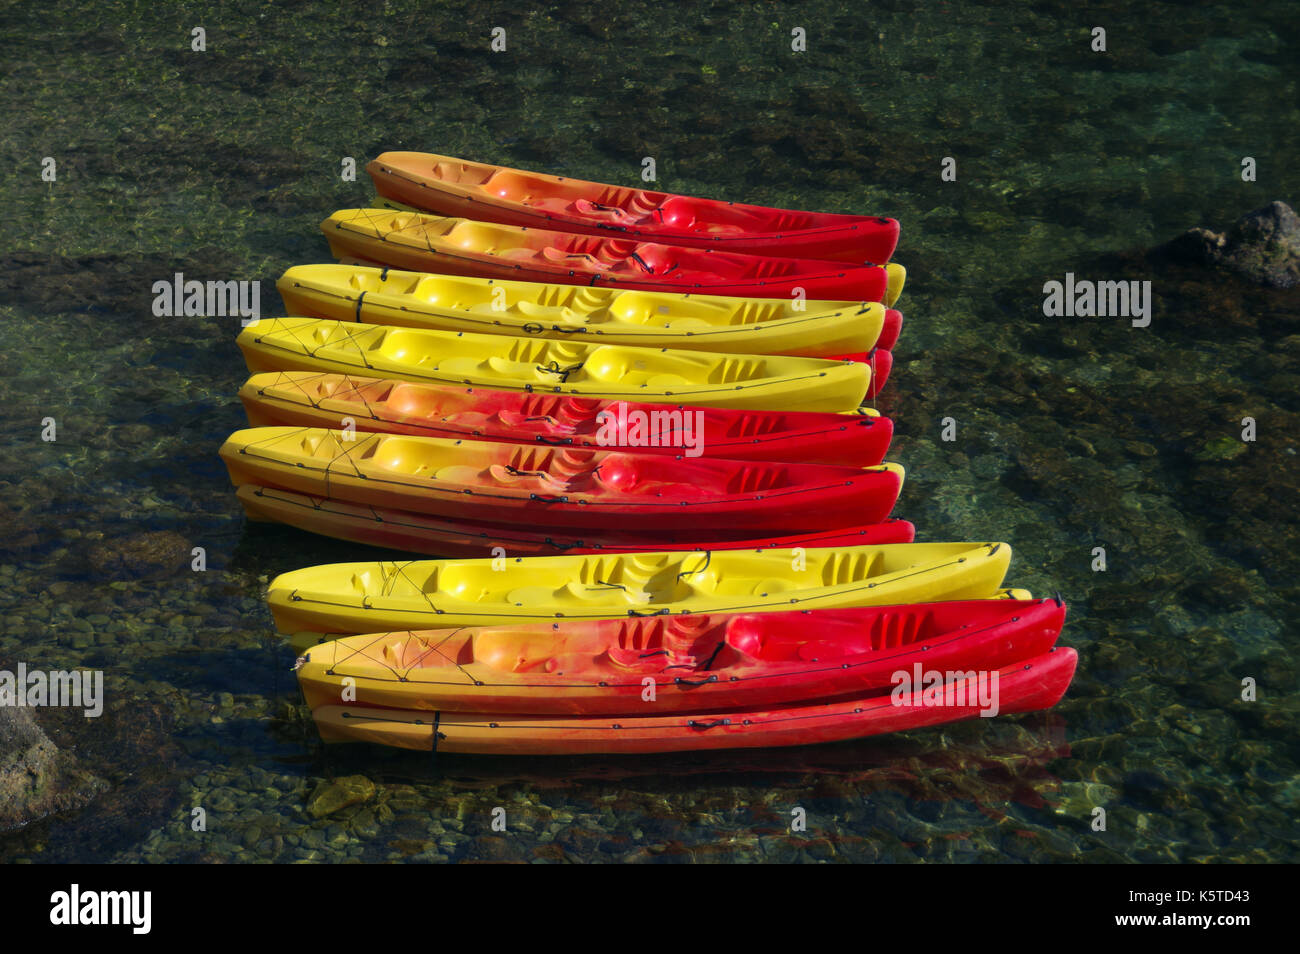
[{"xmin": 1, "ymin": 1, "xmax": 1296, "ymax": 862}]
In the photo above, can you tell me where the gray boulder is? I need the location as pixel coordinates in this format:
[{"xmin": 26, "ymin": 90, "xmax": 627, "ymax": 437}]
[
  {"xmin": 1160, "ymin": 201, "xmax": 1300, "ymax": 288},
  {"xmin": 0, "ymin": 707, "xmax": 105, "ymax": 831}
]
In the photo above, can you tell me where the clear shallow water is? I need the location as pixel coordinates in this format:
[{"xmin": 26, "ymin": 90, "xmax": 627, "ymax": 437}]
[{"xmin": 0, "ymin": 1, "xmax": 1296, "ymax": 862}]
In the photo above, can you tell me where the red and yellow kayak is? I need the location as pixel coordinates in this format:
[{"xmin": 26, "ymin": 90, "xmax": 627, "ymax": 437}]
[
  {"xmin": 238, "ymin": 372, "xmax": 895, "ymax": 467},
  {"xmin": 311, "ymin": 647, "xmax": 1079, "ymax": 755},
  {"xmin": 367, "ymin": 152, "xmax": 900, "ymax": 265},
  {"xmin": 296, "ymin": 597, "xmax": 1067, "ymax": 715},
  {"xmin": 219, "ymin": 427, "xmax": 905, "ymax": 533},
  {"xmin": 236, "ymin": 484, "xmax": 916, "ymax": 557},
  {"xmin": 321, "ymin": 209, "xmax": 891, "ymax": 302}
]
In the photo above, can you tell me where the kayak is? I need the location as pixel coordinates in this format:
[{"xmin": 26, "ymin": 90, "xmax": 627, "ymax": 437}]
[
  {"xmin": 237, "ymin": 371, "xmax": 892, "ymax": 463},
  {"xmin": 332, "ymin": 251, "xmax": 908, "ymax": 332},
  {"xmin": 219, "ymin": 426, "xmax": 905, "ymax": 532},
  {"xmin": 237, "ymin": 372, "xmax": 895, "ymax": 466},
  {"xmin": 366, "ymin": 152, "xmax": 901, "ymax": 265},
  {"xmin": 309, "ymin": 647, "xmax": 1079, "ymax": 754},
  {"xmin": 286, "ymin": 583, "xmax": 1036, "ymax": 655},
  {"xmin": 276, "ymin": 263, "xmax": 900, "ymax": 359},
  {"xmin": 236, "ymin": 318, "xmax": 872, "ymax": 413},
  {"xmin": 295, "ymin": 596, "xmax": 1067, "ymax": 715},
  {"xmin": 864, "ymin": 348, "xmax": 892, "ymax": 399},
  {"xmin": 265, "ymin": 541, "xmax": 1015, "ymax": 636},
  {"xmin": 321, "ymin": 209, "xmax": 892, "ymax": 302},
  {"xmin": 237, "ymin": 484, "xmax": 917, "ymax": 557}
]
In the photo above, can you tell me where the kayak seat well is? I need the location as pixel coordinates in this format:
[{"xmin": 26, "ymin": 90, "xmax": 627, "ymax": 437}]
[
  {"xmin": 429, "ymin": 160, "xmax": 493, "ymax": 187},
  {"xmin": 472, "ymin": 629, "xmax": 569, "ymax": 673},
  {"xmin": 723, "ymin": 615, "xmax": 874, "ymax": 662},
  {"xmin": 483, "ymin": 168, "xmax": 550, "ymax": 201}
]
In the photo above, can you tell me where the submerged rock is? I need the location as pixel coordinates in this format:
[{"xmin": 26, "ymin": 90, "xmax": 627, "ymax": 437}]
[
  {"xmin": 306, "ymin": 775, "xmax": 376, "ymax": 819},
  {"xmin": 84, "ymin": 530, "xmax": 192, "ymax": 581},
  {"xmin": 0, "ymin": 708, "xmax": 105, "ymax": 831},
  {"xmin": 1158, "ymin": 201, "xmax": 1300, "ymax": 288}
]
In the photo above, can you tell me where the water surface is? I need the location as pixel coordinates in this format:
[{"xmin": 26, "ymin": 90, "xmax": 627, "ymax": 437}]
[{"xmin": 1, "ymin": 0, "xmax": 1296, "ymax": 863}]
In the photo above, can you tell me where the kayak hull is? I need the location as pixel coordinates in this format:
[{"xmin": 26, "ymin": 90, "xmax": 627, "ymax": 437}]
[
  {"xmin": 219, "ymin": 426, "xmax": 905, "ymax": 533},
  {"xmin": 310, "ymin": 647, "xmax": 1078, "ymax": 754},
  {"xmin": 322, "ymin": 209, "xmax": 891, "ymax": 302},
  {"xmin": 237, "ymin": 484, "xmax": 917, "ymax": 557},
  {"xmin": 238, "ymin": 372, "xmax": 894, "ymax": 466},
  {"xmin": 367, "ymin": 152, "xmax": 901, "ymax": 265},
  {"xmin": 237, "ymin": 318, "xmax": 872, "ymax": 413},
  {"xmin": 265, "ymin": 542, "xmax": 1014, "ymax": 636},
  {"xmin": 277, "ymin": 263, "xmax": 894, "ymax": 358},
  {"xmin": 865, "ymin": 349, "xmax": 892, "ymax": 398},
  {"xmin": 296, "ymin": 597, "xmax": 1067, "ymax": 715}
]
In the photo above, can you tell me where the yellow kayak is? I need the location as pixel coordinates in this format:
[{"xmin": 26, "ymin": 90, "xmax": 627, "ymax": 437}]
[
  {"xmin": 236, "ymin": 318, "xmax": 871, "ymax": 412},
  {"xmin": 276, "ymin": 264, "xmax": 894, "ymax": 358},
  {"xmin": 266, "ymin": 542, "xmax": 1014, "ymax": 642},
  {"xmin": 343, "ymin": 214, "xmax": 908, "ymax": 311}
]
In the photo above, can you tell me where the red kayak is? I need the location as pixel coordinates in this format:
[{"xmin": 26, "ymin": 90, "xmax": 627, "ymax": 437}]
[
  {"xmin": 219, "ymin": 427, "xmax": 906, "ymax": 533},
  {"xmin": 236, "ymin": 483, "xmax": 917, "ymax": 557},
  {"xmin": 297, "ymin": 597, "xmax": 1067, "ymax": 715},
  {"xmin": 367, "ymin": 152, "xmax": 900, "ymax": 265},
  {"xmin": 312, "ymin": 647, "xmax": 1079, "ymax": 754},
  {"xmin": 322, "ymin": 209, "xmax": 891, "ymax": 302},
  {"xmin": 238, "ymin": 372, "xmax": 894, "ymax": 467},
  {"xmin": 864, "ymin": 349, "xmax": 892, "ymax": 398}
]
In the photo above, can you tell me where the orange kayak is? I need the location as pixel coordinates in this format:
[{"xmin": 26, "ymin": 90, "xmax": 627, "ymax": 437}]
[
  {"xmin": 236, "ymin": 484, "xmax": 917, "ymax": 557},
  {"xmin": 367, "ymin": 152, "xmax": 900, "ymax": 265},
  {"xmin": 321, "ymin": 209, "xmax": 891, "ymax": 301},
  {"xmin": 311, "ymin": 647, "xmax": 1079, "ymax": 755},
  {"xmin": 237, "ymin": 372, "xmax": 895, "ymax": 467},
  {"xmin": 296, "ymin": 597, "xmax": 1067, "ymax": 715}
]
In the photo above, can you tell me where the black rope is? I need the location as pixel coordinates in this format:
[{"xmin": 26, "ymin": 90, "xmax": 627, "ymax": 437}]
[
  {"xmin": 628, "ymin": 251, "xmax": 654, "ymax": 274},
  {"xmin": 677, "ymin": 549, "xmax": 711, "ymax": 581},
  {"xmin": 535, "ymin": 360, "xmax": 585, "ymax": 382},
  {"xmin": 503, "ymin": 464, "xmax": 546, "ymax": 478}
]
